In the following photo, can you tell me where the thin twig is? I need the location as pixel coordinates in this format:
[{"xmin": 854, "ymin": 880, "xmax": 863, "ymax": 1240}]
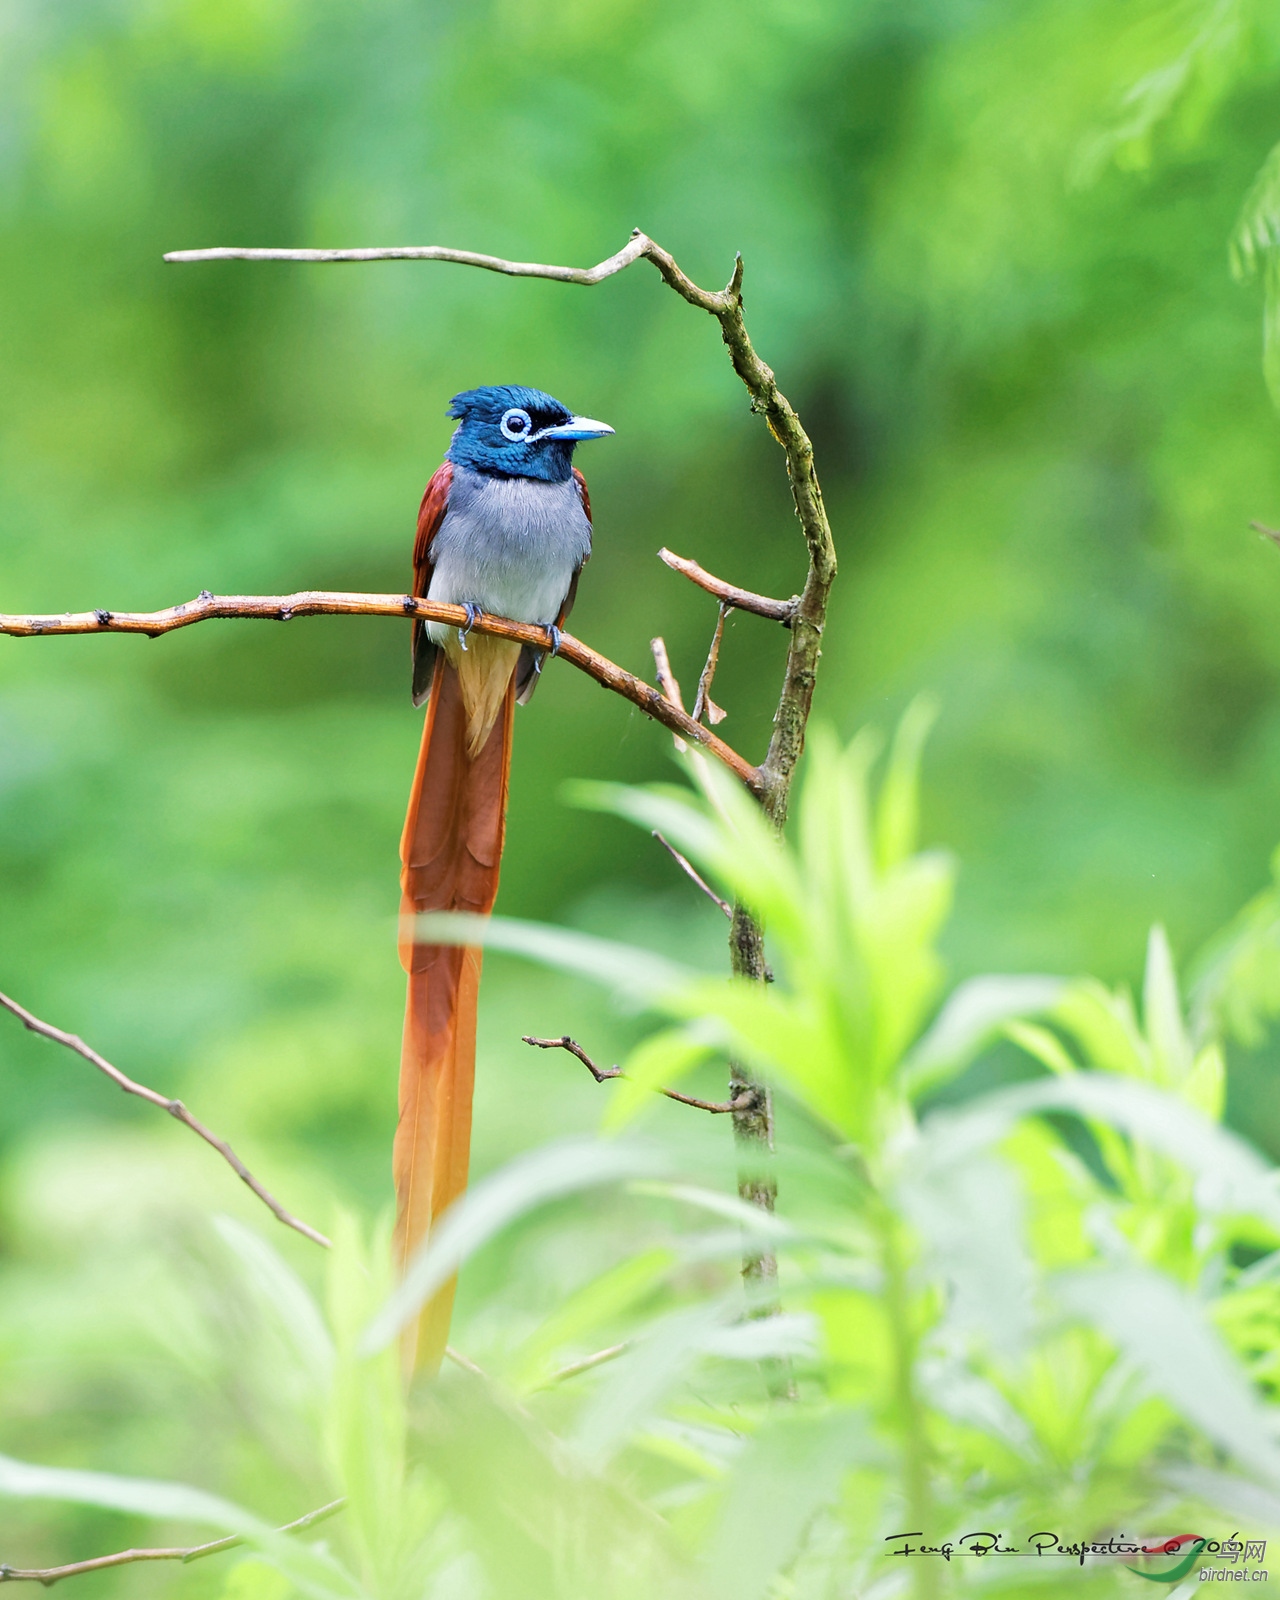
[
  {"xmin": 652, "ymin": 831, "xmax": 731, "ymax": 919},
  {"xmin": 522, "ymin": 1035, "xmax": 756, "ymax": 1116},
  {"xmin": 0, "ymin": 991, "xmax": 331, "ymax": 1250},
  {"xmin": 0, "ymin": 592, "xmax": 759, "ymax": 794},
  {"xmin": 541, "ymin": 1343, "xmax": 630, "ymax": 1387},
  {"xmin": 650, "ymin": 635, "xmax": 688, "ymax": 753},
  {"xmin": 444, "ymin": 1345, "xmax": 488, "ymax": 1379},
  {"xmin": 659, "ymin": 549, "xmax": 796, "ymax": 625},
  {"xmin": 649, "ymin": 637, "xmax": 685, "ymax": 710},
  {"xmin": 1252, "ymin": 519, "xmax": 1280, "ymax": 545},
  {"xmin": 0, "ymin": 1499, "xmax": 346, "ymax": 1586},
  {"xmin": 691, "ymin": 604, "xmax": 728, "ymax": 726}
]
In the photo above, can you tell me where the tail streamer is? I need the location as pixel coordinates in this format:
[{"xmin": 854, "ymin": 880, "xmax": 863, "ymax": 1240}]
[{"xmin": 394, "ymin": 653, "xmax": 515, "ymax": 1374}]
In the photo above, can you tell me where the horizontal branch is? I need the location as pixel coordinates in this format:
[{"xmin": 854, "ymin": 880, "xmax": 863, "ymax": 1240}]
[
  {"xmin": 0, "ymin": 1499, "xmax": 345, "ymax": 1586},
  {"xmin": 522, "ymin": 1034, "xmax": 756, "ymax": 1116},
  {"xmin": 162, "ymin": 230, "xmax": 736, "ymax": 315},
  {"xmin": 0, "ymin": 590, "xmax": 760, "ymax": 792},
  {"xmin": 0, "ymin": 991, "xmax": 330, "ymax": 1249},
  {"xmin": 658, "ymin": 549, "xmax": 797, "ymax": 625},
  {"xmin": 160, "ymin": 225, "xmax": 834, "ymax": 817},
  {"xmin": 165, "ymin": 234, "xmax": 651, "ymax": 284}
]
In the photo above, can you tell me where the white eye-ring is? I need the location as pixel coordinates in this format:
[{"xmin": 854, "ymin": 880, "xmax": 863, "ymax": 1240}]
[{"xmin": 500, "ymin": 407, "xmax": 532, "ymax": 441}]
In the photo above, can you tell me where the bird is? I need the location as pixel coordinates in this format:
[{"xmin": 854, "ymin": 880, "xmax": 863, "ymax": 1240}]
[{"xmin": 395, "ymin": 384, "xmax": 614, "ymax": 1374}]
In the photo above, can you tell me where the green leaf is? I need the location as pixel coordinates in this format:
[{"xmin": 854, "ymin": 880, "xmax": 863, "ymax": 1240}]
[
  {"xmin": 213, "ymin": 1215, "xmax": 335, "ymax": 1393},
  {"xmin": 1143, "ymin": 925, "xmax": 1192, "ymax": 1085},
  {"xmin": 411, "ymin": 910, "xmax": 692, "ymax": 1002},
  {"xmin": 360, "ymin": 1138, "xmax": 671, "ymax": 1354},
  {"xmin": 705, "ymin": 1409, "xmax": 871, "ymax": 1600},
  {"xmin": 1056, "ymin": 1266, "xmax": 1280, "ymax": 1489},
  {"xmin": 902, "ymin": 974, "xmax": 1065, "ymax": 1098},
  {"xmin": 873, "ymin": 693, "xmax": 937, "ymax": 872},
  {"xmin": 571, "ymin": 1298, "xmax": 736, "ymax": 1467},
  {"xmin": 923, "ymin": 1075, "xmax": 1280, "ymax": 1233}
]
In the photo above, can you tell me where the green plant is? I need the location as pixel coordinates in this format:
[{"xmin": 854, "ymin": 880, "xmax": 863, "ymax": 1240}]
[{"xmin": 8, "ymin": 713, "xmax": 1280, "ymax": 1596}]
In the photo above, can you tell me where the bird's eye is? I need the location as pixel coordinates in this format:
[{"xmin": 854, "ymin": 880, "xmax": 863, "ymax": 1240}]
[{"xmin": 500, "ymin": 408, "xmax": 532, "ymax": 441}]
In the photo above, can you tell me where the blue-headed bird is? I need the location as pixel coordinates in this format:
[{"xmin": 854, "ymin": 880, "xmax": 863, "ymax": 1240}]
[{"xmin": 397, "ymin": 386, "xmax": 613, "ymax": 1372}]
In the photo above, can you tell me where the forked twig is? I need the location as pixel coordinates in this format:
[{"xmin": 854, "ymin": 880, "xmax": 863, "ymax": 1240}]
[
  {"xmin": 522, "ymin": 1035, "xmax": 755, "ymax": 1116},
  {"xmin": 0, "ymin": 1500, "xmax": 345, "ymax": 1586},
  {"xmin": 0, "ymin": 991, "xmax": 331, "ymax": 1250},
  {"xmin": 659, "ymin": 549, "xmax": 797, "ymax": 625},
  {"xmin": 653, "ymin": 831, "xmax": 732, "ymax": 919}
]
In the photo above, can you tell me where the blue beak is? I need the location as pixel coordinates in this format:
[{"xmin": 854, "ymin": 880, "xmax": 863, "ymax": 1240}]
[{"xmin": 534, "ymin": 416, "xmax": 615, "ymax": 442}]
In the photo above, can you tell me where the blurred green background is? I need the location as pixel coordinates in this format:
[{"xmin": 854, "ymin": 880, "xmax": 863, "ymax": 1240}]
[{"xmin": 6, "ymin": 0, "xmax": 1280, "ymax": 1579}]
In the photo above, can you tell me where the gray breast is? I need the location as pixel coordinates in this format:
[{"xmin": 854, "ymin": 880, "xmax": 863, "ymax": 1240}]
[{"xmin": 425, "ymin": 466, "xmax": 592, "ymax": 628}]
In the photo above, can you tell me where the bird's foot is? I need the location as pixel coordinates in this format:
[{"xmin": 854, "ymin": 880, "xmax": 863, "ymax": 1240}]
[
  {"xmin": 544, "ymin": 623, "xmax": 563, "ymax": 657},
  {"xmin": 457, "ymin": 602, "xmax": 481, "ymax": 651}
]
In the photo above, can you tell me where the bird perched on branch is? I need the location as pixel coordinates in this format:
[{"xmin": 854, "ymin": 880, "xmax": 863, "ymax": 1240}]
[{"xmin": 396, "ymin": 385, "xmax": 614, "ymax": 1373}]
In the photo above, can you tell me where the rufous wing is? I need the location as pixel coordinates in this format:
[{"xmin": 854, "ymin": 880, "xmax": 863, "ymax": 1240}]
[{"xmin": 411, "ymin": 461, "xmax": 453, "ymax": 708}]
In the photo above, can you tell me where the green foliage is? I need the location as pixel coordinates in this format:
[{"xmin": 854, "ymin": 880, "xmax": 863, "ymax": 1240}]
[
  {"xmin": 9, "ymin": 0, "xmax": 1280, "ymax": 1594},
  {"xmin": 12, "ymin": 722, "xmax": 1280, "ymax": 1595}
]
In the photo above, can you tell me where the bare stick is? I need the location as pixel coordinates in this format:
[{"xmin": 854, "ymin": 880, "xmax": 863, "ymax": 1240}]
[
  {"xmin": 652, "ymin": 830, "xmax": 731, "ymax": 919},
  {"xmin": 522, "ymin": 1035, "xmax": 755, "ymax": 1116},
  {"xmin": 1252, "ymin": 519, "xmax": 1280, "ymax": 545},
  {"xmin": 649, "ymin": 636, "xmax": 686, "ymax": 711},
  {"xmin": 0, "ymin": 592, "xmax": 759, "ymax": 793},
  {"xmin": 0, "ymin": 1499, "xmax": 345, "ymax": 1586},
  {"xmin": 692, "ymin": 604, "xmax": 728, "ymax": 726},
  {"xmin": 659, "ymin": 549, "xmax": 796, "ymax": 625},
  {"xmin": 650, "ymin": 635, "xmax": 688, "ymax": 754},
  {"xmin": 0, "ymin": 991, "xmax": 331, "ymax": 1250},
  {"xmin": 444, "ymin": 1345, "xmax": 488, "ymax": 1379},
  {"xmin": 164, "ymin": 235, "xmax": 652, "ymax": 282},
  {"xmin": 542, "ymin": 1343, "xmax": 630, "ymax": 1387}
]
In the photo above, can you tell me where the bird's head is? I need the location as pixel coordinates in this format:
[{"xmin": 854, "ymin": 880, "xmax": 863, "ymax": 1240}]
[{"xmin": 445, "ymin": 385, "xmax": 614, "ymax": 482}]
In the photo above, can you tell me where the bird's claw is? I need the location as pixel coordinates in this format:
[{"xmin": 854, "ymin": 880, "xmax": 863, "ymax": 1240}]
[
  {"xmin": 544, "ymin": 624, "xmax": 563, "ymax": 657},
  {"xmin": 457, "ymin": 602, "xmax": 481, "ymax": 651}
]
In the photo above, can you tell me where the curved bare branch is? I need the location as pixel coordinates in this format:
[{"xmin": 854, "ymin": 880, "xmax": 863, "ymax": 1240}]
[{"xmin": 0, "ymin": 990, "xmax": 331, "ymax": 1250}]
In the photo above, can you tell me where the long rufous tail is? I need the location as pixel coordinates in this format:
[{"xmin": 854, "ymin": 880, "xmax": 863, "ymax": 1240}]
[{"xmin": 395, "ymin": 644, "xmax": 517, "ymax": 1374}]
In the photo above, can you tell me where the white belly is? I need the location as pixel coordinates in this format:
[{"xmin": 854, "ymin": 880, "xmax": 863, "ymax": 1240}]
[{"xmin": 424, "ymin": 467, "xmax": 591, "ymax": 641}]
